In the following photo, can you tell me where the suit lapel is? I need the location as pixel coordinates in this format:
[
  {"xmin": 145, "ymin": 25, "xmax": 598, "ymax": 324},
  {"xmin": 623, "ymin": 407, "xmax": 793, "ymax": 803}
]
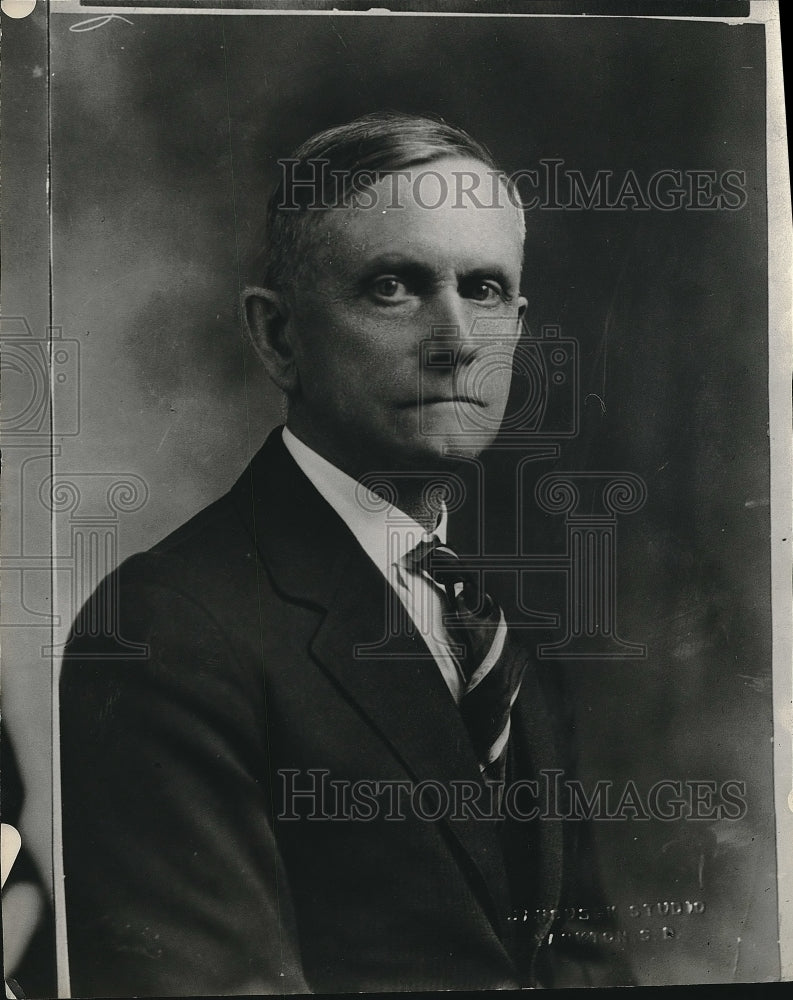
[
  {"xmin": 310, "ymin": 541, "xmax": 512, "ymax": 932},
  {"xmin": 231, "ymin": 430, "xmax": 512, "ymax": 936}
]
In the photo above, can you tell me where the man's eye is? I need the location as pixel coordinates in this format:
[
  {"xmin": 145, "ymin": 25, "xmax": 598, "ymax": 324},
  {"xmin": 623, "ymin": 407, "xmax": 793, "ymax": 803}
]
[
  {"xmin": 371, "ymin": 277, "xmax": 408, "ymax": 299},
  {"xmin": 467, "ymin": 281, "xmax": 503, "ymax": 303}
]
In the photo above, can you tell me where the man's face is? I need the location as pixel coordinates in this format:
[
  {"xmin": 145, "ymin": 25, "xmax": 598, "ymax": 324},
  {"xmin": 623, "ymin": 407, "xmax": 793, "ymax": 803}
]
[{"xmin": 282, "ymin": 156, "xmax": 527, "ymax": 478}]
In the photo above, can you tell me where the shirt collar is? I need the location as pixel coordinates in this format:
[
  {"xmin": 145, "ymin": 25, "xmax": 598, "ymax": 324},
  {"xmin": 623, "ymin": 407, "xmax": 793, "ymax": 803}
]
[{"xmin": 282, "ymin": 426, "xmax": 447, "ymax": 577}]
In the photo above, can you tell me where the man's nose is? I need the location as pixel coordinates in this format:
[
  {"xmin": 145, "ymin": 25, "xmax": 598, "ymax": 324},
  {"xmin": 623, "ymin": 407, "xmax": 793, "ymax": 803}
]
[{"xmin": 424, "ymin": 288, "xmax": 478, "ymax": 364}]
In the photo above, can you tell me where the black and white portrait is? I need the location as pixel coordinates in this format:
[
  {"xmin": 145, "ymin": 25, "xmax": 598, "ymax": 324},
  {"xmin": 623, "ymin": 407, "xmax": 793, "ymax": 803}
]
[{"xmin": 1, "ymin": 2, "xmax": 789, "ymax": 996}]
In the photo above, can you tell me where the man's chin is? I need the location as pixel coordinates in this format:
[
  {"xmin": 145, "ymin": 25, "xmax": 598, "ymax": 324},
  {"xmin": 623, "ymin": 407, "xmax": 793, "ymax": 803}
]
[
  {"xmin": 383, "ymin": 433, "xmax": 493, "ymax": 472},
  {"xmin": 407, "ymin": 405, "xmax": 503, "ymax": 461}
]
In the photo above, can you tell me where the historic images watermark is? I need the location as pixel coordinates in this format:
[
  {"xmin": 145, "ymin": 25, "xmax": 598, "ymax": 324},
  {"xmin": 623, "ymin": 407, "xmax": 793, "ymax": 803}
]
[
  {"xmin": 277, "ymin": 768, "xmax": 747, "ymax": 823},
  {"xmin": 277, "ymin": 160, "xmax": 748, "ymax": 214}
]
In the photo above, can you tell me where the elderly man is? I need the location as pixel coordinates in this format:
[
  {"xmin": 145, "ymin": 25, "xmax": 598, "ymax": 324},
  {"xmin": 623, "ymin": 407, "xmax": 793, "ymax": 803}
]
[{"xmin": 60, "ymin": 112, "xmax": 628, "ymax": 996}]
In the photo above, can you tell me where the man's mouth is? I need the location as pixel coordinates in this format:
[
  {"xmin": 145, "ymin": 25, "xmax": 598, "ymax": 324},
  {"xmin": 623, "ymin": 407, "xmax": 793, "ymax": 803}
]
[{"xmin": 416, "ymin": 396, "xmax": 486, "ymax": 407}]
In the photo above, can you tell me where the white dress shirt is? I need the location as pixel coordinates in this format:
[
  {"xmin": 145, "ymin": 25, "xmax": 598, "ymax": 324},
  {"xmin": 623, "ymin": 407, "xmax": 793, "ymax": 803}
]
[{"xmin": 282, "ymin": 427, "xmax": 466, "ymax": 702}]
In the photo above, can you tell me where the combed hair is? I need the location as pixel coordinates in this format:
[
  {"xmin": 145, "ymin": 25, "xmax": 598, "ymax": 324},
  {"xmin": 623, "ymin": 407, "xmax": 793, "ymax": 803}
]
[{"xmin": 251, "ymin": 111, "xmax": 524, "ymax": 295}]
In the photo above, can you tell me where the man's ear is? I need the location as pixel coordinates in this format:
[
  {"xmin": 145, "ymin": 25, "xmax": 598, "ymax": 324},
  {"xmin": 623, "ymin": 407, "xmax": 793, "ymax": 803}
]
[
  {"xmin": 242, "ymin": 287, "xmax": 299, "ymax": 396},
  {"xmin": 517, "ymin": 295, "xmax": 528, "ymax": 320}
]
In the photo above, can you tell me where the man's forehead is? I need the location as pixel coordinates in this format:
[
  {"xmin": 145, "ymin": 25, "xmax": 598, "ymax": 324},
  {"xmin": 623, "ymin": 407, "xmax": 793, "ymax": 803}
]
[
  {"xmin": 313, "ymin": 221, "xmax": 524, "ymax": 285},
  {"xmin": 308, "ymin": 162, "xmax": 524, "ymax": 272}
]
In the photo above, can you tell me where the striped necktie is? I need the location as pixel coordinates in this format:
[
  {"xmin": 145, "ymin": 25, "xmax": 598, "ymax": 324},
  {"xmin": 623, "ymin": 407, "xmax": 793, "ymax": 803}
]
[{"xmin": 405, "ymin": 538, "xmax": 529, "ymax": 790}]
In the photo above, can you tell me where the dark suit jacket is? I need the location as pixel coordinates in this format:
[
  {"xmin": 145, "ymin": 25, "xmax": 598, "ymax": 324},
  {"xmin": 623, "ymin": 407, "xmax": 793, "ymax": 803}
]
[{"xmin": 60, "ymin": 429, "xmax": 630, "ymax": 997}]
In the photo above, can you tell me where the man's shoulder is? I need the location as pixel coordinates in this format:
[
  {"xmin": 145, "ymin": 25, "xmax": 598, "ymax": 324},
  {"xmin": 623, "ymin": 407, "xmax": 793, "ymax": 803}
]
[
  {"xmin": 122, "ymin": 428, "xmax": 290, "ymax": 591},
  {"xmin": 149, "ymin": 480, "xmax": 251, "ymax": 567},
  {"xmin": 60, "ymin": 483, "xmax": 256, "ymax": 657},
  {"xmin": 102, "ymin": 478, "xmax": 247, "ymax": 595},
  {"xmin": 66, "ymin": 429, "xmax": 344, "ymax": 641},
  {"xmin": 62, "ymin": 453, "xmax": 264, "ymax": 653}
]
